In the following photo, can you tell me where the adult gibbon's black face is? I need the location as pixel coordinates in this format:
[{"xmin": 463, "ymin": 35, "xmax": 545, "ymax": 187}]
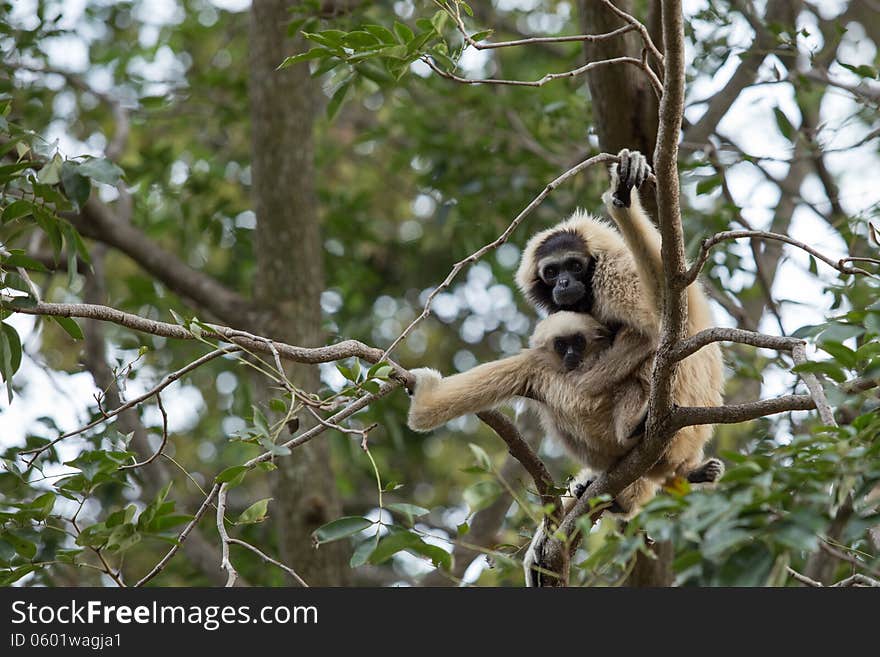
[
  {"xmin": 553, "ymin": 333, "xmax": 587, "ymax": 371},
  {"xmin": 531, "ymin": 230, "xmax": 595, "ymax": 313}
]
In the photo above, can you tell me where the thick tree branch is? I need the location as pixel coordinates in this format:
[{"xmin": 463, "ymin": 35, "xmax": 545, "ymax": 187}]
[
  {"xmin": 476, "ymin": 410, "xmax": 561, "ymax": 515},
  {"xmin": 3, "ymin": 300, "xmax": 411, "ymax": 380}
]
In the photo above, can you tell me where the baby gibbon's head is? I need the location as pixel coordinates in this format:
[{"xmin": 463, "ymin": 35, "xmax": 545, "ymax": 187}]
[{"xmin": 529, "ymin": 312, "xmax": 610, "ymax": 371}]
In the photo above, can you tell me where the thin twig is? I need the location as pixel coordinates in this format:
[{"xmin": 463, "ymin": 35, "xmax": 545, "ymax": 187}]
[
  {"xmin": 830, "ymin": 574, "xmax": 880, "ymax": 587},
  {"xmin": 791, "ymin": 343, "xmax": 837, "ymax": 426},
  {"xmin": 118, "ymin": 394, "xmax": 169, "ymax": 470},
  {"xmin": 423, "ymin": 55, "xmax": 663, "ymax": 96},
  {"xmin": 672, "ymin": 327, "xmax": 803, "ymax": 362},
  {"xmin": 476, "ymin": 410, "xmax": 561, "ymax": 518},
  {"xmin": 216, "ymin": 484, "xmax": 238, "ymax": 587},
  {"xmin": 684, "ymin": 230, "xmax": 879, "ymax": 286},
  {"xmin": 20, "ymin": 346, "xmax": 240, "ymax": 462},
  {"xmin": 819, "ymin": 541, "xmax": 880, "ymax": 578},
  {"xmin": 599, "ymin": 0, "xmax": 664, "ymax": 68},
  {"xmin": 135, "ymin": 483, "xmax": 220, "ymax": 587},
  {"xmin": 787, "ymin": 567, "xmax": 823, "ymax": 587},
  {"xmin": 382, "ymin": 152, "xmax": 654, "ymax": 359},
  {"xmin": 228, "ymin": 538, "xmax": 308, "ymax": 587}
]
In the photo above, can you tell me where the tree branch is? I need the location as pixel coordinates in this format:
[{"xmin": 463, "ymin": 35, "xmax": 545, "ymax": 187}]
[
  {"xmin": 423, "ymin": 54, "xmax": 662, "ymax": 96},
  {"xmin": 216, "ymin": 484, "xmax": 238, "ymax": 587},
  {"xmin": 447, "ymin": 1, "xmax": 636, "ymax": 51},
  {"xmin": 598, "ymin": 0, "xmax": 664, "ymax": 68},
  {"xmin": 476, "ymin": 410, "xmax": 561, "ymax": 516},
  {"xmin": 228, "ymin": 538, "xmax": 308, "ymax": 586},
  {"xmin": 684, "ymin": 230, "xmax": 879, "ymax": 286},
  {"xmin": 533, "ymin": 0, "xmax": 690, "ymax": 586}
]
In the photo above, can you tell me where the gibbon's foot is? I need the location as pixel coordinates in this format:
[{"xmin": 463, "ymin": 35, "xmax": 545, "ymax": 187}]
[
  {"xmin": 572, "ymin": 480, "xmax": 625, "ymax": 514},
  {"xmin": 687, "ymin": 458, "xmax": 725, "ymax": 484},
  {"xmin": 572, "ymin": 480, "xmax": 594, "ymax": 499},
  {"xmin": 611, "ymin": 149, "xmax": 651, "ymax": 208}
]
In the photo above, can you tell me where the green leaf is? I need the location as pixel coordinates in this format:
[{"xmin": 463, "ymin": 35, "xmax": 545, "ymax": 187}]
[
  {"xmin": 0, "ymin": 321, "xmax": 22, "ymax": 377},
  {"xmin": 51, "ymin": 315, "xmax": 84, "ymax": 340},
  {"xmin": 394, "ymin": 21, "xmax": 414, "ymax": 44},
  {"xmin": 408, "ymin": 541, "xmax": 452, "ymax": 570},
  {"xmin": 0, "ymin": 564, "xmax": 38, "ymax": 585},
  {"xmin": 105, "ymin": 524, "xmax": 141, "ymax": 552},
  {"xmin": 0, "ymin": 160, "xmax": 36, "ymax": 183},
  {"xmin": 3, "ymin": 531, "xmax": 36, "ymax": 559},
  {"xmin": 363, "ymin": 24, "xmax": 397, "ymax": 45},
  {"xmin": 349, "ymin": 540, "xmax": 374, "ymax": 568},
  {"xmin": 0, "ymin": 322, "xmax": 22, "ymax": 403},
  {"xmin": 327, "ymin": 78, "xmax": 353, "ymax": 120},
  {"xmin": 1, "ymin": 252, "xmax": 49, "ymax": 272},
  {"xmin": 791, "ymin": 324, "xmax": 824, "ymax": 339},
  {"xmin": 28, "ymin": 492, "xmax": 56, "ymax": 520},
  {"xmin": 77, "ymin": 157, "xmax": 124, "ymax": 185},
  {"xmin": 792, "ymin": 360, "xmax": 847, "ymax": 383},
  {"xmin": 252, "ymin": 405, "xmax": 270, "ymax": 436},
  {"xmin": 278, "ymin": 47, "xmax": 332, "ymax": 69},
  {"xmin": 431, "ymin": 9, "xmax": 448, "ymax": 34},
  {"xmin": 838, "ymin": 62, "xmax": 879, "ymax": 79},
  {"xmin": 467, "ymin": 443, "xmax": 492, "ymax": 471},
  {"xmin": 269, "ymin": 398, "xmax": 287, "ymax": 413},
  {"xmin": 2, "ymin": 200, "xmax": 32, "ymax": 223},
  {"xmin": 468, "ymin": 29, "xmax": 493, "ymax": 43},
  {"xmin": 215, "ymin": 465, "xmax": 249, "ymax": 486},
  {"xmin": 60, "ymin": 161, "xmax": 91, "ymax": 206},
  {"xmin": 312, "ymin": 516, "xmax": 373, "ymax": 545},
  {"xmin": 37, "ymin": 154, "xmax": 63, "ymax": 184},
  {"xmin": 696, "ymin": 175, "xmax": 721, "ymax": 195},
  {"xmin": 342, "ymin": 30, "xmax": 383, "ymax": 49},
  {"xmin": 773, "ymin": 107, "xmax": 796, "ymax": 141},
  {"xmin": 368, "ymin": 530, "xmax": 422, "ymax": 564},
  {"xmin": 819, "ymin": 341, "xmax": 857, "ymax": 369},
  {"xmin": 386, "ymin": 503, "xmax": 430, "ymax": 520},
  {"xmin": 818, "ymin": 322, "xmax": 864, "ymax": 344},
  {"xmin": 235, "ymin": 498, "xmax": 272, "ymax": 525},
  {"xmin": 302, "ymin": 29, "xmax": 346, "ymax": 49}
]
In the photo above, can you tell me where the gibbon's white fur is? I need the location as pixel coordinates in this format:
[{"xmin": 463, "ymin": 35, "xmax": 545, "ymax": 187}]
[
  {"xmin": 408, "ymin": 311, "xmax": 659, "ymax": 512},
  {"xmin": 515, "ymin": 149, "xmax": 725, "ymax": 585},
  {"xmin": 514, "ymin": 150, "xmax": 724, "ymax": 487}
]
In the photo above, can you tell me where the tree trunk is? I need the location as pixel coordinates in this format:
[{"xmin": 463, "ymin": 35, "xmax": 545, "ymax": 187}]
[
  {"xmin": 579, "ymin": 0, "xmax": 669, "ymax": 587},
  {"xmin": 248, "ymin": 0, "xmax": 350, "ymax": 585}
]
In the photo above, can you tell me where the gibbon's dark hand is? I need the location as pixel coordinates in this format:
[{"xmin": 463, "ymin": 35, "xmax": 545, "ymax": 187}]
[{"xmin": 612, "ymin": 148, "xmax": 650, "ymax": 208}]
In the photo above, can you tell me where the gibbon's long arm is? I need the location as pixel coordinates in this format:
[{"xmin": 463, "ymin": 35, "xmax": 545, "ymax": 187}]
[
  {"xmin": 604, "ymin": 149, "xmax": 712, "ymax": 335},
  {"xmin": 407, "ymin": 354, "xmax": 534, "ymax": 432},
  {"xmin": 603, "ymin": 150, "xmax": 665, "ymax": 313}
]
